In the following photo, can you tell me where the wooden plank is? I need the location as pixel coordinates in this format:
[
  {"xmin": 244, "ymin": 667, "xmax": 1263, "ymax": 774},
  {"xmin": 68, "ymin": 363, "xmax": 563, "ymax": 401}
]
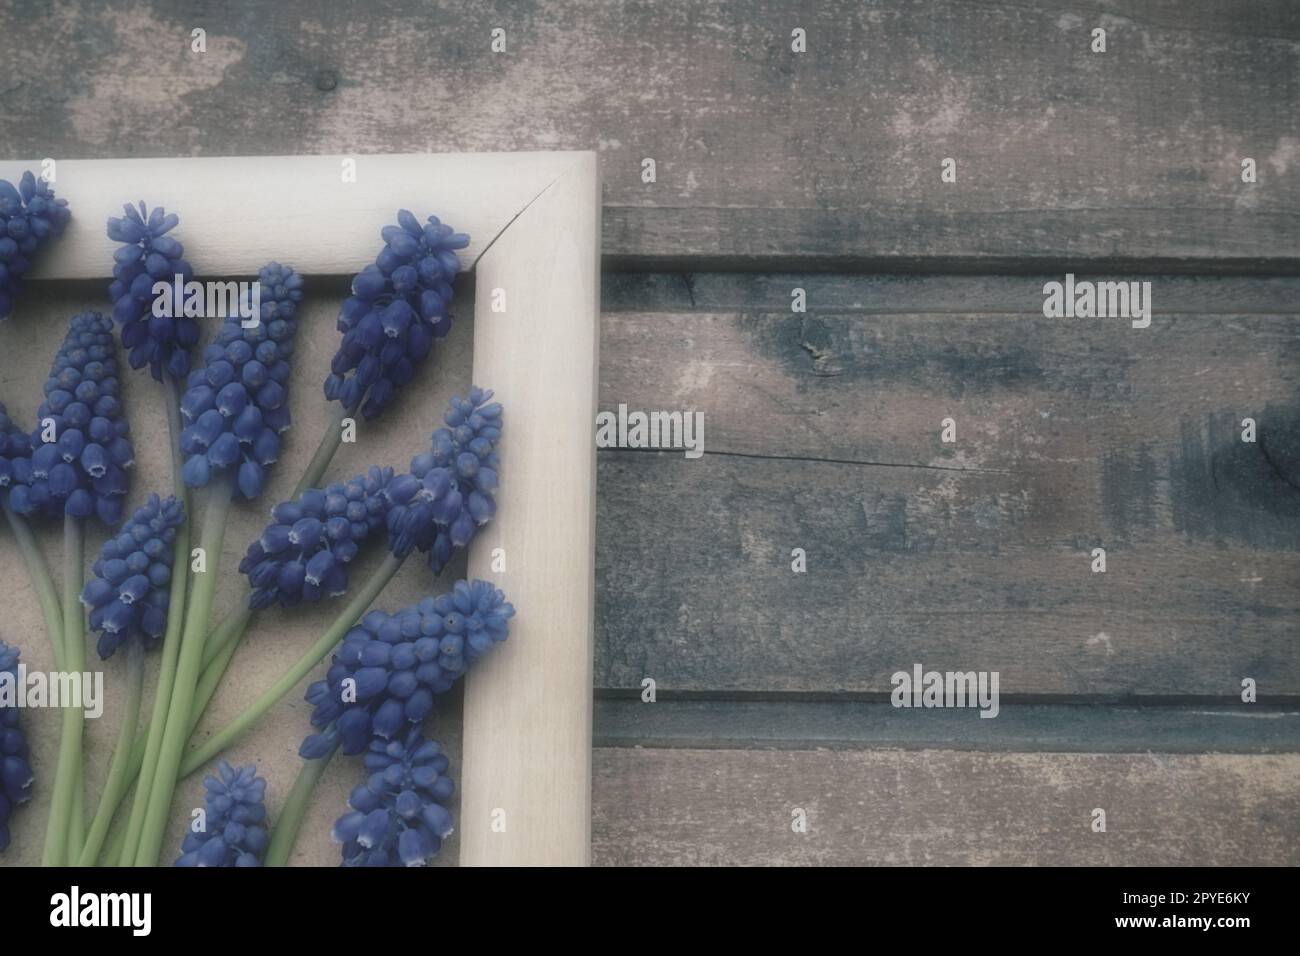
[
  {"xmin": 598, "ymin": 310, "xmax": 1300, "ymax": 466},
  {"xmin": 591, "ymin": 747, "xmax": 1300, "ymax": 866},
  {"xmin": 593, "ymin": 699, "xmax": 1300, "ymax": 753},
  {"xmin": 2, "ymin": 1, "xmax": 1296, "ymax": 266},
  {"xmin": 460, "ymin": 153, "xmax": 600, "ymax": 866},
  {"xmin": 594, "ymin": 279, "xmax": 1300, "ymax": 695},
  {"xmin": 597, "ymin": 451, "xmax": 1300, "ymax": 696},
  {"xmin": 0, "ymin": 153, "xmax": 580, "ymax": 279}
]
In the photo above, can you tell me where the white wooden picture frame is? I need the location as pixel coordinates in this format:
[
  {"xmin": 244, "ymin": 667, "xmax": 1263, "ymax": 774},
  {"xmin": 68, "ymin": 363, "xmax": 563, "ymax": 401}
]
[{"xmin": 1, "ymin": 152, "xmax": 601, "ymax": 866}]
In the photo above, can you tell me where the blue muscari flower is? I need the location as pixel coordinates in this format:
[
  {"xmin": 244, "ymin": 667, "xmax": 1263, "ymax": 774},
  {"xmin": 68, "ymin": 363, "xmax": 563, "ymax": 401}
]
[
  {"xmin": 238, "ymin": 465, "xmax": 393, "ymax": 609},
  {"xmin": 6, "ymin": 311, "xmax": 133, "ymax": 525},
  {"xmin": 301, "ymin": 580, "xmax": 514, "ymax": 757},
  {"xmin": 0, "ymin": 401, "xmax": 32, "ymax": 504},
  {"xmin": 323, "ymin": 211, "xmax": 468, "ymax": 419},
  {"xmin": 106, "ymin": 202, "xmax": 198, "ymax": 380},
  {"xmin": 385, "ymin": 387, "xmax": 501, "ymax": 574},
  {"xmin": 174, "ymin": 761, "xmax": 269, "ymax": 867},
  {"xmin": 178, "ymin": 262, "xmax": 303, "ymax": 500},
  {"xmin": 332, "ymin": 728, "xmax": 455, "ymax": 867},
  {"xmin": 81, "ymin": 494, "xmax": 185, "ymax": 660},
  {"xmin": 0, "ymin": 640, "xmax": 35, "ymax": 853},
  {"xmin": 0, "ymin": 171, "xmax": 71, "ymax": 321}
]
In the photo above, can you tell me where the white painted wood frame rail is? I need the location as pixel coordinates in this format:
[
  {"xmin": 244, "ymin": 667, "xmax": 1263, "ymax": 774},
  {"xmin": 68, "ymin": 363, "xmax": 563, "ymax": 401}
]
[{"xmin": 0, "ymin": 152, "xmax": 602, "ymax": 866}]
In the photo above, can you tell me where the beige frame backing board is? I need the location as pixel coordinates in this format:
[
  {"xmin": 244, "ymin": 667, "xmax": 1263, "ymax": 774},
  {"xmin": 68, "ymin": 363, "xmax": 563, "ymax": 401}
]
[{"xmin": 1, "ymin": 153, "xmax": 601, "ymax": 867}]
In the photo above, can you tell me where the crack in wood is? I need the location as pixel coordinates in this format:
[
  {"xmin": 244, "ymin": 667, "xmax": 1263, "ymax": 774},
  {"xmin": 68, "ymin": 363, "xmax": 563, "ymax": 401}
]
[{"xmin": 597, "ymin": 445, "xmax": 1013, "ymax": 474}]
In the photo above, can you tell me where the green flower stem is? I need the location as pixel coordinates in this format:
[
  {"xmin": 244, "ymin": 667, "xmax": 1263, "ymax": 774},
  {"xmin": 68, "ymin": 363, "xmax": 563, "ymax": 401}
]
[
  {"xmin": 117, "ymin": 520, "xmax": 190, "ymax": 865},
  {"xmin": 4, "ymin": 504, "xmax": 65, "ymax": 671},
  {"xmin": 113, "ymin": 604, "xmax": 247, "ymax": 786},
  {"xmin": 105, "ymin": 590, "xmax": 232, "ymax": 811},
  {"xmin": 78, "ymin": 638, "xmax": 145, "ymax": 865},
  {"xmin": 299, "ymin": 405, "xmax": 347, "ymax": 496},
  {"xmin": 119, "ymin": 372, "xmax": 192, "ymax": 866},
  {"xmin": 190, "ymin": 616, "xmax": 247, "ymax": 731},
  {"xmin": 103, "ymin": 802, "xmax": 130, "ymax": 865},
  {"xmin": 200, "ymin": 603, "xmax": 254, "ymax": 671},
  {"xmin": 71, "ymin": 770, "xmax": 85, "ymax": 861},
  {"xmin": 179, "ymin": 553, "xmax": 404, "ymax": 779},
  {"xmin": 134, "ymin": 474, "xmax": 234, "ymax": 866},
  {"xmin": 115, "ymin": 600, "xmax": 247, "ymax": 794},
  {"xmin": 41, "ymin": 515, "xmax": 85, "ymax": 866},
  {"xmin": 264, "ymin": 742, "xmax": 337, "ymax": 867},
  {"xmin": 65, "ymin": 515, "xmax": 89, "ymax": 868},
  {"xmin": 64, "ymin": 516, "xmax": 88, "ymax": 864}
]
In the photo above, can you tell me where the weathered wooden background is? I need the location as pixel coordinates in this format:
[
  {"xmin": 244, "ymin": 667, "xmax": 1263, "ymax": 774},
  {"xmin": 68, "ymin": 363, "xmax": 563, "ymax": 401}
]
[{"xmin": 2, "ymin": 0, "xmax": 1298, "ymax": 865}]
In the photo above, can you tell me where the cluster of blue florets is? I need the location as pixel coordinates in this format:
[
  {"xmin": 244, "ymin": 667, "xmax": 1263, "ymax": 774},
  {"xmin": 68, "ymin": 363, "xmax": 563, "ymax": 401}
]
[
  {"xmin": 385, "ymin": 387, "xmax": 502, "ymax": 574},
  {"xmin": 0, "ymin": 641, "xmax": 35, "ymax": 854},
  {"xmin": 0, "ymin": 171, "xmax": 71, "ymax": 320},
  {"xmin": 0, "ymin": 401, "xmax": 32, "ymax": 504},
  {"xmin": 324, "ymin": 211, "xmax": 468, "ymax": 419},
  {"xmin": 332, "ymin": 728, "xmax": 455, "ymax": 867},
  {"xmin": 81, "ymin": 494, "xmax": 185, "ymax": 660},
  {"xmin": 174, "ymin": 762, "xmax": 269, "ymax": 867},
  {"xmin": 178, "ymin": 262, "xmax": 302, "ymax": 500},
  {"xmin": 301, "ymin": 580, "xmax": 514, "ymax": 757},
  {"xmin": 106, "ymin": 203, "xmax": 197, "ymax": 380},
  {"xmin": 6, "ymin": 312, "xmax": 133, "ymax": 524},
  {"xmin": 239, "ymin": 466, "xmax": 393, "ymax": 610}
]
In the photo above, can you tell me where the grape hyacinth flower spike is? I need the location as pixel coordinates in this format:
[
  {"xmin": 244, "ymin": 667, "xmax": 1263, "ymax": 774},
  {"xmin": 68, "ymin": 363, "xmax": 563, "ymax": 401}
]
[
  {"xmin": 0, "ymin": 641, "xmax": 35, "ymax": 853},
  {"xmin": 106, "ymin": 202, "xmax": 198, "ymax": 380},
  {"xmin": 239, "ymin": 465, "xmax": 393, "ymax": 609},
  {"xmin": 174, "ymin": 761, "xmax": 269, "ymax": 867},
  {"xmin": 0, "ymin": 400, "xmax": 32, "ymax": 504},
  {"xmin": 332, "ymin": 728, "xmax": 455, "ymax": 867},
  {"xmin": 81, "ymin": 494, "xmax": 185, "ymax": 660},
  {"xmin": 7, "ymin": 311, "xmax": 133, "ymax": 525},
  {"xmin": 385, "ymin": 386, "xmax": 502, "ymax": 574},
  {"xmin": 302, "ymin": 580, "xmax": 515, "ymax": 756},
  {"xmin": 0, "ymin": 171, "xmax": 71, "ymax": 320},
  {"xmin": 178, "ymin": 262, "xmax": 303, "ymax": 500},
  {"xmin": 324, "ymin": 211, "xmax": 469, "ymax": 419}
]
